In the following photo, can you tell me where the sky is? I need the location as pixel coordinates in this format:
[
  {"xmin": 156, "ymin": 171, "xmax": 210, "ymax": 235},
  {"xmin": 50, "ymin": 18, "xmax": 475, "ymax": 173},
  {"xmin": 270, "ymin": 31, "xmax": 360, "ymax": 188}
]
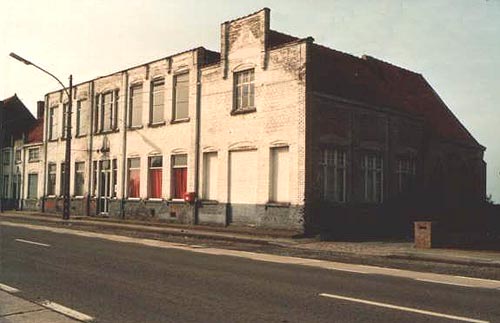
[{"xmin": 1, "ymin": 0, "xmax": 499, "ymax": 201}]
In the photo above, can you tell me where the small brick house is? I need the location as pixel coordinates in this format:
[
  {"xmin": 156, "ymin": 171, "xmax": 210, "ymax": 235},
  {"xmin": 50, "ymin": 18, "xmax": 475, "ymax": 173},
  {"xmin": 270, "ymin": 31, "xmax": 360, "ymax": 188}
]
[{"xmin": 31, "ymin": 8, "xmax": 485, "ymax": 235}]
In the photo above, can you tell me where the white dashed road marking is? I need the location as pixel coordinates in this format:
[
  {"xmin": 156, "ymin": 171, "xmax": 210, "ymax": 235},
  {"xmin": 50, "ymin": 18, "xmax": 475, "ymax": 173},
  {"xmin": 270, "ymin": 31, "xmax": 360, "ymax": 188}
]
[
  {"xmin": 15, "ymin": 238, "xmax": 50, "ymax": 247},
  {"xmin": 0, "ymin": 282, "xmax": 20, "ymax": 293},
  {"xmin": 319, "ymin": 293, "xmax": 490, "ymax": 323},
  {"xmin": 40, "ymin": 300, "xmax": 94, "ymax": 322}
]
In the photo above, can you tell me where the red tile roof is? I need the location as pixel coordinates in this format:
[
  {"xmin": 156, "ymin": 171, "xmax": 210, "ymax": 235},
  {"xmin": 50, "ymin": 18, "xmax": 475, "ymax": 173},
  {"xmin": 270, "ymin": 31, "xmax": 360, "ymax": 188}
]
[
  {"xmin": 26, "ymin": 118, "xmax": 44, "ymax": 143},
  {"xmin": 311, "ymin": 44, "xmax": 482, "ymax": 148}
]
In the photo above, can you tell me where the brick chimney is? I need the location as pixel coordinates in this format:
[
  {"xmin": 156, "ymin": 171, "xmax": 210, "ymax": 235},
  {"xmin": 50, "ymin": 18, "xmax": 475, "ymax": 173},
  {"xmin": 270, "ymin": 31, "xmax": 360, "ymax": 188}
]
[{"xmin": 36, "ymin": 101, "xmax": 44, "ymax": 119}]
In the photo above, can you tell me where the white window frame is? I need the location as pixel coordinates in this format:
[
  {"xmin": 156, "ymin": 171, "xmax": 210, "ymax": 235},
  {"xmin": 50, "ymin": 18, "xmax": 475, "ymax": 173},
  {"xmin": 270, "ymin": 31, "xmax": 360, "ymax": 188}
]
[
  {"xmin": 172, "ymin": 73, "xmax": 189, "ymax": 121},
  {"xmin": 150, "ymin": 78, "xmax": 165, "ymax": 125},
  {"xmin": 49, "ymin": 106, "xmax": 58, "ymax": 140},
  {"xmin": 129, "ymin": 84, "xmax": 143, "ymax": 127},
  {"xmin": 397, "ymin": 157, "xmax": 416, "ymax": 194},
  {"xmin": 233, "ymin": 69, "xmax": 255, "ymax": 112},
  {"xmin": 321, "ymin": 148, "xmax": 347, "ymax": 203},
  {"xmin": 28, "ymin": 148, "xmax": 39, "ymax": 162},
  {"xmin": 362, "ymin": 154, "xmax": 383, "ymax": 203},
  {"xmin": 74, "ymin": 161, "xmax": 85, "ymax": 197}
]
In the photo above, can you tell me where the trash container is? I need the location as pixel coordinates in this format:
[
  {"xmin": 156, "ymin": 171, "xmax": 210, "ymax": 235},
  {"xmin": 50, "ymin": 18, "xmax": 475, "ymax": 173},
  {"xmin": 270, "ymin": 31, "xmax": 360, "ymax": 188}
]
[{"xmin": 414, "ymin": 221, "xmax": 435, "ymax": 249}]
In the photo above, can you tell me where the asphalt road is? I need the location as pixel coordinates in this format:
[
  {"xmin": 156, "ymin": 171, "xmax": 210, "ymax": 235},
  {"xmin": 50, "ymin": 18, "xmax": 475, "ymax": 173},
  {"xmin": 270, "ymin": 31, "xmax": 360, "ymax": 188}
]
[{"xmin": 0, "ymin": 224, "xmax": 498, "ymax": 323}]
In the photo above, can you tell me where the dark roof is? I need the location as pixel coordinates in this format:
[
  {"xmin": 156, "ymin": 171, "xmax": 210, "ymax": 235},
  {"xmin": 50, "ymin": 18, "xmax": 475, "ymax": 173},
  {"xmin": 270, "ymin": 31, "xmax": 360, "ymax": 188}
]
[
  {"xmin": 26, "ymin": 118, "xmax": 44, "ymax": 144},
  {"xmin": 268, "ymin": 30, "xmax": 299, "ymax": 48},
  {"xmin": 310, "ymin": 44, "xmax": 482, "ymax": 149},
  {"xmin": 0, "ymin": 94, "xmax": 36, "ymax": 141}
]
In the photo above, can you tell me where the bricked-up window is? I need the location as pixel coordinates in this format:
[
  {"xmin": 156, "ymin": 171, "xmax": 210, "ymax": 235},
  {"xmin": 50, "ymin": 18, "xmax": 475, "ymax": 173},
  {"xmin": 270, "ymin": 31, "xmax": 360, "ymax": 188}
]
[
  {"xmin": 27, "ymin": 173, "xmax": 38, "ymax": 199},
  {"xmin": 60, "ymin": 163, "xmax": 66, "ymax": 196},
  {"xmin": 96, "ymin": 91, "xmax": 119, "ymax": 133},
  {"xmin": 397, "ymin": 157, "xmax": 416, "ymax": 194},
  {"xmin": 129, "ymin": 84, "xmax": 143, "ymax": 127},
  {"xmin": 171, "ymin": 154, "xmax": 187, "ymax": 199},
  {"xmin": 173, "ymin": 73, "xmax": 189, "ymax": 120},
  {"xmin": 362, "ymin": 154, "xmax": 383, "ymax": 203},
  {"xmin": 148, "ymin": 156, "xmax": 162, "ymax": 198},
  {"xmin": 76, "ymin": 99, "xmax": 88, "ymax": 136},
  {"xmin": 270, "ymin": 147, "xmax": 290, "ymax": 203},
  {"xmin": 47, "ymin": 163, "xmax": 56, "ymax": 195},
  {"xmin": 233, "ymin": 69, "xmax": 255, "ymax": 112},
  {"xmin": 202, "ymin": 152, "xmax": 218, "ymax": 200},
  {"xmin": 74, "ymin": 162, "xmax": 85, "ymax": 196},
  {"xmin": 320, "ymin": 149, "xmax": 347, "ymax": 203},
  {"xmin": 150, "ymin": 79, "xmax": 165, "ymax": 124},
  {"xmin": 28, "ymin": 148, "xmax": 39, "ymax": 162},
  {"xmin": 127, "ymin": 158, "xmax": 140, "ymax": 198},
  {"xmin": 49, "ymin": 106, "xmax": 59, "ymax": 140},
  {"xmin": 62, "ymin": 103, "xmax": 68, "ymax": 139}
]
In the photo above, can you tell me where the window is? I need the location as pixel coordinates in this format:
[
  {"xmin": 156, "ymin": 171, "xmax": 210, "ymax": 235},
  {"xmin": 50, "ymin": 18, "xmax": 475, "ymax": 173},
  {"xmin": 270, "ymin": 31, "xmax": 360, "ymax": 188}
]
[
  {"xmin": 3, "ymin": 150, "xmax": 10, "ymax": 165},
  {"xmin": 49, "ymin": 106, "xmax": 59, "ymax": 140},
  {"xmin": 94, "ymin": 91, "xmax": 118, "ymax": 133},
  {"xmin": 173, "ymin": 73, "xmax": 189, "ymax": 120},
  {"xmin": 148, "ymin": 156, "xmax": 162, "ymax": 198},
  {"xmin": 3, "ymin": 175, "xmax": 9, "ymax": 197},
  {"xmin": 233, "ymin": 69, "xmax": 255, "ymax": 112},
  {"xmin": 129, "ymin": 84, "xmax": 143, "ymax": 127},
  {"xmin": 61, "ymin": 103, "xmax": 68, "ymax": 139},
  {"xmin": 320, "ymin": 149, "xmax": 347, "ymax": 203},
  {"xmin": 171, "ymin": 154, "xmax": 187, "ymax": 199},
  {"xmin": 270, "ymin": 147, "xmax": 290, "ymax": 203},
  {"xmin": 92, "ymin": 161, "xmax": 98, "ymax": 196},
  {"xmin": 74, "ymin": 162, "xmax": 85, "ymax": 196},
  {"xmin": 128, "ymin": 158, "xmax": 140, "ymax": 198},
  {"xmin": 76, "ymin": 99, "xmax": 88, "ymax": 136},
  {"xmin": 397, "ymin": 157, "xmax": 416, "ymax": 194},
  {"xmin": 150, "ymin": 79, "xmax": 165, "ymax": 124},
  {"xmin": 202, "ymin": 152, "xmax": 218, "ymax": 200},
  {"xmin": 27, "ymin": 173, "xmax": 38, "ymax": 199},
  {"xmin": 15, "ymin": 149, "xmax": 21, "ymax": 163},
  {"xmin": 362, "ymin": 154, "xmax": 383, "ymax": 203},
  {"xmin": 112, "ymin": 159, "xmax": 117, "ymax": 198},
  {"xmin": 60, "ymin": 163, "xmax": 66, "ymax": 196},
  {"xmin": 47, "ymin": 163, "xmax": 56, "ymax": 195},
  {"xmin": 28, "ymin": 148, "xmax": 39, "ymax": 162}
]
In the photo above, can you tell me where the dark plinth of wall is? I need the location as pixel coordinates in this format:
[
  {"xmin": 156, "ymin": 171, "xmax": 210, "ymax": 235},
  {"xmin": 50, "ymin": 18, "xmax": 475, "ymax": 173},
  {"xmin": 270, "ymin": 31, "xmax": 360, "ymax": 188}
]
[{"xmin": 228, "ymin": 203, "xmax": 303, "ymax": 230}]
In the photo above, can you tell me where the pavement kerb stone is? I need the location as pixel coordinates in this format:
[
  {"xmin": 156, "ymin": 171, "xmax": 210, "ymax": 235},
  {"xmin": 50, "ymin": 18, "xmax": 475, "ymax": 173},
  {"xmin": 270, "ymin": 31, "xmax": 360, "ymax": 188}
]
[{"xmin": 1, "ymin": 211, "xmax": 500, "ymax": 269}]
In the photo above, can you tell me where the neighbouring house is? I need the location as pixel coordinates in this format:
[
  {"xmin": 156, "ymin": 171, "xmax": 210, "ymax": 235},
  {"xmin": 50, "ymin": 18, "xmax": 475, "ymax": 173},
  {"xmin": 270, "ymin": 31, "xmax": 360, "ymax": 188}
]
[
  {"xmin": 0, "ymin": 95, "xmax": 43, "ymax": 211},
  {"xmin": 33, "ymin": 8, "xmax": 484, "ymax": 236}
]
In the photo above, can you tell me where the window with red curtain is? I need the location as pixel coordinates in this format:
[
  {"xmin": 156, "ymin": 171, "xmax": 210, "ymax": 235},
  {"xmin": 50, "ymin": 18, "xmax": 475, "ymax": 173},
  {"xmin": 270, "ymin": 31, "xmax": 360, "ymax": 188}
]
[
  {"xmin": 128, "ymin": 158, "xmax": 140, "ymax": 198},
  {"xmin": 148, "ymin": 156, "xmax": 162, "ymax": 198},
  {"xmin": 172, "ymin": 154, "xmax": 187, "ymax": 199}
]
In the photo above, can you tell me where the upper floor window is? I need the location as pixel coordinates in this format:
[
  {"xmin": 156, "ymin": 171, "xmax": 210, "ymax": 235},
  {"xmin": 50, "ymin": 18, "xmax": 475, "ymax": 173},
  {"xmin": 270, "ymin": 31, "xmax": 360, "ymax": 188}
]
[
  {"xmin": 49, "ymin": 106, "xmax": 59, "ymax": 140},
  {"xmin": 362, "ymin": 154, "xmax": 383, "ymax": 203},
  {"xmin": 173, "ymin": 73, "xmax": 189, "ymax": 121},
  {"xmin": 150, "ymin": 78, "xmax": 165, "ymax": 124},
  {"xmin": 397, "ymin": 157, "xmax": 416, "ymax": 194},
  {"xmin": 129, "ymin": 84, "xmax": 143, "ymax": 127},
  {"xmin": 95, "ymin": 91, "xmax": 119, "ymax": 133},
  {"xmin": 2, "ymin": 150, "xmax": 10, "ymax": 165},
  {"xmin": 320, "ymin": 148, "xmax": 347, "ymax": 203},
  {"xmin": 76, "ymin": 99, "xmax": 88, "ymax": 136},
  {"xmin": 15, "ymin": 149, "xmax": 21, "ymax": 163},
  {"xmin": 28, "ymin": 148, "xmax": 39, "ymax": 162},
  {"xmin": 233, "ymin": 69, "xmax": 255, "ymax": 113},
  {"xmin": 62, "ymin": 103, "xmax": 68, "ymax": 139}
]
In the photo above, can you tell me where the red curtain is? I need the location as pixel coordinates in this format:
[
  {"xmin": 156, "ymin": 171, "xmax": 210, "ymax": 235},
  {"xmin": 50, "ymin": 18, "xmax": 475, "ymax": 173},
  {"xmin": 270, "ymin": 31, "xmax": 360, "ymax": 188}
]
[
  {"xmin": 149, "ymin": 169, "xmax": 162, "ymax": 198},
  {"xmin": 128, "ymin": 170, "xmax": 140, "ymax": 197},
  {"xmin": 173, "ymin": 168, "xmax": 187, "ymax": 199}
]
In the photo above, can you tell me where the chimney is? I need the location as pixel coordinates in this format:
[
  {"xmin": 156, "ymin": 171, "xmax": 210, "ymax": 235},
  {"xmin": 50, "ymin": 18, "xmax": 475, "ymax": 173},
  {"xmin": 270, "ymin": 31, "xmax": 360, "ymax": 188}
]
[{"xmin": 36, "ymin": 101, "xmax": 44, "ymax": 119}]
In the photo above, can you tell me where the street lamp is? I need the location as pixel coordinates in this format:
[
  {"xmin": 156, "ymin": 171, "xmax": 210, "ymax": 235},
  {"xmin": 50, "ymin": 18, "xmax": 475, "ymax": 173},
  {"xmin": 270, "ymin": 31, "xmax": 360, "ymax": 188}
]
[{"xmin": 9, "ymin": 52, "xmax": 73, "ymax": 220}]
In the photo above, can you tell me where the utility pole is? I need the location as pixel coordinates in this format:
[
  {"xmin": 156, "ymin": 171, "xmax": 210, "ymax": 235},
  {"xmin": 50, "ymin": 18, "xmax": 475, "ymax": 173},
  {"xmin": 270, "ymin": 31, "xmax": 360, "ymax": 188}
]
[
  {"xmin": 62, "ymin": 75, "xmax": 72, "ymax": 220},
  {"xmin": 10, "ymin": 53, "xmax": 73, "ymax": 220}
]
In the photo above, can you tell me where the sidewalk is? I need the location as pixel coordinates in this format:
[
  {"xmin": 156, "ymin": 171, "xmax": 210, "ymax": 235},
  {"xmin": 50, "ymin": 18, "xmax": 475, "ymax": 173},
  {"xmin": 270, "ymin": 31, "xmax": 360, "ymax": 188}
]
[
  {"xmin": 0, "ymin": 290, "xmax": 80, "ymax": 323},
  {"xmin": 1, "ymin": 210, "xmax": 500, "ymax": 268}
]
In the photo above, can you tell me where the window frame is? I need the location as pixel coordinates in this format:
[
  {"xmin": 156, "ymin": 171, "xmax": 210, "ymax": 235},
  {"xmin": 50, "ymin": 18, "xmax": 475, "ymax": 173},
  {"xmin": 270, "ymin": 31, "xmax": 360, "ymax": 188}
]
[
  {"xmin": 150, "ymin": 78, "xmax": 165, "ymax": 125},
  {"xmin": 76, "ymin": 99, "xmax": 88, "ymax": 137},
  {"xmin": 28, "ymin": 147, "xmax": 40, "ymax": 163},
  {"xmin": 127, "ymin": 157, "xmax": 141, "ymax": 198},
  {"xmin": 362, "ymin": 154, "xmax": 384, "ymax": 204},
  {"xmin": 129, "ymin": 84, "xmax": 143, "ymax": 128},
  {"xmin": 320, "ymin": 148, "xmax": 348, "ymax": 203},
  {"xmin": 396, "ymin": 157, "xmax": 417, "ymax": 194},
  {"xmin": 172, "ymin": 72, "xmax": 190, "ymax": 122},
  {"xmin": 171, "ymin": 154, "xmax": 187, "ymax": 200},
  {"xmin": 232, "ymin": 69, "xmax": 255, "ymax": 114},
  {"xmin": 27, "ymin": 173, "xmax": 38, "ymax": 199},
  {"xmin": 148, "ymin": 155, "xmax": 163, "ymax": 199},
  {"xmin": 49, "ymin": 105, "xmax": 59, "ymax": 140},
  {"xmin": 74, "ymin": 162, "xmax": 85, "ymax": 197},
  {"xmin": 47, "ymin": 163, "xmax": 57, "ymax": 196}
]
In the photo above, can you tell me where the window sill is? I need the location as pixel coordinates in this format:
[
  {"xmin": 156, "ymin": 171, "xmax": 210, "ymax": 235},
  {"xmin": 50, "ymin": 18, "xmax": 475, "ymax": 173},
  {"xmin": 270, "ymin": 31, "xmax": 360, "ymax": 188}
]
[
  {"xmin": 94, "ymin": 129, "xmax": 119, "ymax": 135},
  {"xmin": 127, "ymin": 197, "xmax": 141, "ymax": 201},
  {"xmin": 147, "ymin": 198, "xmax": 163, "ymax": 202},
  {"xmin": 48, "ymin": 138, "xmax": 59, "ymax": 142},
  {"xmin": 75, "ymin": 134, "xmax": 87, "ymax": 139},
  {"xmin": 170, "ymin": 117, "xmax": 190, "ymax": 124},
  {"xmin": 148, "ymin": 121, "xmax": 166, "ymax": 128},
  {"xmin": 265, "ymin": 202, "xmax": 290, "ymax": 208},
  {"xmin": 230, "ymin": 107, "xmax": 257, "ymax": 116},
  {"xmin": 73, "ymin": 196, "xmax": 84, "ymax": 200},
  {"xmin": 45, "ymin": 195, "xmax": 57, "ymax": 199},
  {"xmin": 28, "ymin": 160, "xmax": 39, "ymax": 163},
  {"xmin": 200, "ymin": 200, "xmax": 219, "ymax": 205},
  {"xmin": 169, "ymin": 199, "xmax": 185, "ymax": 204},
  {"xmin": 128, "ymin": 125, "xmax": 143, "ymax": 130}
]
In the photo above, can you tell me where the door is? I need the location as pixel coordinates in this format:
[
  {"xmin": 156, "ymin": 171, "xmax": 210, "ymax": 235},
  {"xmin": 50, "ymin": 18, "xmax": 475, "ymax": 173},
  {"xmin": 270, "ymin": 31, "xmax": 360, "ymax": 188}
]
[{"xmin": 98, "ymin": 160, "xmax": 111, "ymax": 214}]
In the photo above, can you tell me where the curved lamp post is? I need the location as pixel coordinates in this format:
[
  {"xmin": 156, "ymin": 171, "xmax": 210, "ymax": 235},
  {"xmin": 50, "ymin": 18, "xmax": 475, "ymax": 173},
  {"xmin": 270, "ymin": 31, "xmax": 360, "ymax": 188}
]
[{"xmin": 9, "ymin": 52, "xmax": 72, "ymax": 220}]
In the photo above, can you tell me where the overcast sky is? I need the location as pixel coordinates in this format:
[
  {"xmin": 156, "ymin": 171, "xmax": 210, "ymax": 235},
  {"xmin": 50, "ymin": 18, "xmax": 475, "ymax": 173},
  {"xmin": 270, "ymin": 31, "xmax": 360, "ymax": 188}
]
[{"xmin": 1, "ymin": 0, "xmax": 499, "ymax": 201}]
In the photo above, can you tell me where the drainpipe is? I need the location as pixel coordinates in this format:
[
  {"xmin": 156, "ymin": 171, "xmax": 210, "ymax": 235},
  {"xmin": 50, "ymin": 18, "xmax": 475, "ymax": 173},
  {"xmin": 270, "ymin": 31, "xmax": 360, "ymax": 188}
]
[
  {"xmin": 42, "ymin": 94, "xmax": 49, "ymax": 212},
  {"xmin": 193, "ymin": 50, "xmax": 202, "ymax": 225},
  {"xmin": 86, "ymin": 81, "xmax": 95, "ymax": 217},
  {"xmin": 120, "ymin": 72, "xmax": 129, "ymax": 219}
]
